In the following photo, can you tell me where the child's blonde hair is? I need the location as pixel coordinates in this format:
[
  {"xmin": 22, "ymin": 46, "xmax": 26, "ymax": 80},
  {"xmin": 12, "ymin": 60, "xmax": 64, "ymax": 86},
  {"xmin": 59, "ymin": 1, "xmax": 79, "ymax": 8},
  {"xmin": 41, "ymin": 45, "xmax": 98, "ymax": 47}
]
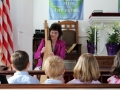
[
  {"xmin": 44, "ymin": 55, "xmax": 64, "ymax": 79},
  {"xmin": 74, "ymin": 53, "xmax": 100, "ymax": 82}
]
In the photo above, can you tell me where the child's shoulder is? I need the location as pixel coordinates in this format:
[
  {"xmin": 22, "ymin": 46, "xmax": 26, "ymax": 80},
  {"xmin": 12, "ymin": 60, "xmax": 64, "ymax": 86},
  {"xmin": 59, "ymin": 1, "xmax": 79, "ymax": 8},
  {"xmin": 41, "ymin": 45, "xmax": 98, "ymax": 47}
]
[
  {"xmin": 67, "ymin": 79, "xmax": 101, "ymax": 84},
  {"xmin": 108, "ymin": 75, "xmax": 120, "ymax": 84},
  {"xmin": 67, "ymin": 79, "xmax": 82, "ymax": 84}
]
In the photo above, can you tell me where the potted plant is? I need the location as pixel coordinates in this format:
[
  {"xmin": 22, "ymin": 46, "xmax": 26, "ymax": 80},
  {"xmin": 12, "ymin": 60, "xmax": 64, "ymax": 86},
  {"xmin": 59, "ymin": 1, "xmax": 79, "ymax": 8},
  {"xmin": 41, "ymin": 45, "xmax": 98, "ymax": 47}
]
[
  {"xmin": 106, "ymin": 21, "xmax": 120, "ymax": 55},
  {"xmin": 86, "ymin": 24, "xmax": 99, "ymax": 54}
]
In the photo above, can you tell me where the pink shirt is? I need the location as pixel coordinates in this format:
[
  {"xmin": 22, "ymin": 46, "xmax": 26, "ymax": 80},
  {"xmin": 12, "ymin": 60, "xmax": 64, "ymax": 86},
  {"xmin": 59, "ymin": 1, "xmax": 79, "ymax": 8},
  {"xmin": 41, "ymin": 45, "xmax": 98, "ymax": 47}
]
[
  {"xmin": 67, "ymin": 79, "xmax": 101, "ymax": 84},
  {"xmin": 107, "ymin": 75, "xmax": 120, "ymax": 84}
]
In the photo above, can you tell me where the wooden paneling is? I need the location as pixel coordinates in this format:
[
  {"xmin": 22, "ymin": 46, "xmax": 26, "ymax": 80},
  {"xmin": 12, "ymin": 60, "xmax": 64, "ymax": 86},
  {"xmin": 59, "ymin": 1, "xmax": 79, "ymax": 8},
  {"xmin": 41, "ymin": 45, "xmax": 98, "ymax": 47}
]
[
  {"xmin": 33, "ymin": 37, "xmax": 43, "ymax": 69},
  {"xmin": 33, "ymin": 38, "xmax": 42, "ymax": 53},
  {"xmin": 95, "ymin": 56, "xmax": 114, "ymax": 68}
]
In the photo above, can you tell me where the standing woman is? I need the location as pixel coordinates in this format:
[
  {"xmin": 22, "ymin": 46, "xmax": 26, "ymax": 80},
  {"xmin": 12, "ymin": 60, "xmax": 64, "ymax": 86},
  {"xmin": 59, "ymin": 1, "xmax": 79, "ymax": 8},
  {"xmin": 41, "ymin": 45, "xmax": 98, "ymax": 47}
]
[{"xmin": 34, "ymin": 23, "xmax": 66, "ymax": 70}]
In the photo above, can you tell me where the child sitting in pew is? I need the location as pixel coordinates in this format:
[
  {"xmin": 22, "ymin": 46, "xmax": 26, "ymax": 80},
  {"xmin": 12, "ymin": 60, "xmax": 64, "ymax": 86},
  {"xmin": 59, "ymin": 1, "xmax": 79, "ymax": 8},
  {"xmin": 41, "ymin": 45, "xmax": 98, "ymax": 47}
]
[
  {"xmin": 7, "ymin": 50, "xmax": 40, "ymax": 84},
  {"xmin": 67, "ymin": 53, "xmax": 101, "ymax": 84},
  {"xmin": 107, "ymin": 50, "xmax": 120, "ymax": 84},
  {"xmin": 43, "ymin": 55, "xmax": 65, "ymax": 84}
]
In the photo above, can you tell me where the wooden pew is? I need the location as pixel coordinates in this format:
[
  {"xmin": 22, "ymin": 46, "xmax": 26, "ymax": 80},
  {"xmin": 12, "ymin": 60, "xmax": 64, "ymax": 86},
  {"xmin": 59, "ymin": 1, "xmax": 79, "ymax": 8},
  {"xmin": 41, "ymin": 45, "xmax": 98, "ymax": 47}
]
[
  {"xmin": 0, "ymin": 84, "xmax": 120, "ymax": 89},
  {"xmin": 0, "ymin": 68, "xmax": 110, "ymax": 83}
]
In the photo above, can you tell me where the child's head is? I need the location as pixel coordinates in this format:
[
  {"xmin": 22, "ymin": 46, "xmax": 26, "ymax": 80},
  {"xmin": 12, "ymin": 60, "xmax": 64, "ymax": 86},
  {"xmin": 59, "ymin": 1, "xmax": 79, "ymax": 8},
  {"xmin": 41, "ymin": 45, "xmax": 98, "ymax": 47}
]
[
  {"xmin": 44, "ymin": 55, "xmax": 65, "ymax": 79},
  {"xmin": 73, "ymin": 53, "xmax": 100, "ymax": 82},
  {"xmin": 111, "ymin": 50, "xmax": 120, "ymax": 78},
  {"xmin": 11, "ymin": 50, "xmax": 29, "ymax": 71}
]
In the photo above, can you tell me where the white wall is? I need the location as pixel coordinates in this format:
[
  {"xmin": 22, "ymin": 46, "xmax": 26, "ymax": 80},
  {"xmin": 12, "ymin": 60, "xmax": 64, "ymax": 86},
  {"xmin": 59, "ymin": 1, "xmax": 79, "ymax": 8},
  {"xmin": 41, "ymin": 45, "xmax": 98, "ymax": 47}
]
[
  {"xmin": 33, "ymin": 0, "xmax": 118, "ymax": 33},
  {"xmin": 8, "ymin": 0, "xmax": 118, "ymax": 70},
  {"xmin": 33, "ymin": 0, "xmax": 118, "ymax": 54},
  {"xmin": 10, "ymin": 0, "xmax": 33, "ymax": 70}
]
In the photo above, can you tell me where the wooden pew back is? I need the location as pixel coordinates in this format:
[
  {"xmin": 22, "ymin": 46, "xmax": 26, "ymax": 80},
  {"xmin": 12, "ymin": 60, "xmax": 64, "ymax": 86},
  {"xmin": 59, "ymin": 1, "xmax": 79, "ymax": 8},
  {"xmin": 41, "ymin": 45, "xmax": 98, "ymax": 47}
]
[
  {"xmin": 0, "ymin": 84, "xmax": 120, "ymax": 89},
  {"xmin": 0, "ymin": 69, "xmax": 110, "ymax": 83}
]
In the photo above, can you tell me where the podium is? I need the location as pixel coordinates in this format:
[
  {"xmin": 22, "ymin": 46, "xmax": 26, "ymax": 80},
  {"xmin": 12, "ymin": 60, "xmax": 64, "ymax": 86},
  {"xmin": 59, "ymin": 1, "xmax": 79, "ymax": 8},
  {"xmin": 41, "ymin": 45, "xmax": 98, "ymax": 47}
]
[{"xmin": 89, "ymin": 13, "xmax": 120, "ymax": 55}]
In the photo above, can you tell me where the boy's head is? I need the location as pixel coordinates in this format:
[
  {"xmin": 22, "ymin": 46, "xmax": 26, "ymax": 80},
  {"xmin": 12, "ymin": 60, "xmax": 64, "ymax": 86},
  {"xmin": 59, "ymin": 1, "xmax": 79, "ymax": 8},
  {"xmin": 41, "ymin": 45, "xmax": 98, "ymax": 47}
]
[
  {"xmin": 11, "ymin": 50, "xmax": 29, "ymax": 71},
  {"xmin": 74, "ymin": 53, "xmax": 100, "ymax": 82},
  {"xmin": 44, "ymin": 56, "xmax": 65, "ymax": 79}
]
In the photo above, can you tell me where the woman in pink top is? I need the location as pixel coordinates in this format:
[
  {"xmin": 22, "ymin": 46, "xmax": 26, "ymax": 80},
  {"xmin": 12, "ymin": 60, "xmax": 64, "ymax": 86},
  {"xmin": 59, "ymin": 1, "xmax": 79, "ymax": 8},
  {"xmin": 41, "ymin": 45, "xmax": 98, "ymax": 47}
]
[
  {"xmin": 67, "ymin": 53, "xmax": 101, "ymax": 84},
  {"xmin": 34, "ymin": 23, "xmax": 66, "ymax": 70},
  {"xmin": 107, "ymin": 50, "xmax": 120, "ymax": 84}
]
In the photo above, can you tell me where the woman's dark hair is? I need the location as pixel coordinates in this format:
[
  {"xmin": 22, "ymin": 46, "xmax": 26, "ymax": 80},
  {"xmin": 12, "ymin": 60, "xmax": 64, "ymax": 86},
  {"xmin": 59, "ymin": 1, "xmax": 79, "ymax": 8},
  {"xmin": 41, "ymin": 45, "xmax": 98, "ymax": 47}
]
[
  {"xmin": 110, "ymin": 50, "xmax": 120, "ymax": 78},
  {"xmin": 49, "ymin": 23, "xmax": 62, "ymax": 39}
]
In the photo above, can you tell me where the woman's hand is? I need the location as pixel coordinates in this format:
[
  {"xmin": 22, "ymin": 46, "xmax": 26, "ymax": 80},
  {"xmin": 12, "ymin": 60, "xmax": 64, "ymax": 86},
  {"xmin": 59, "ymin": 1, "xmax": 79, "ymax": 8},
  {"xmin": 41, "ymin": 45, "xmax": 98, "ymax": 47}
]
[
  {"xmin": 48, "ymin": 52, "xmax": 54, "ymax": 56},
  {"xmin": 41, "ymin": 47, "xmax": 46, "ymax": 54}
]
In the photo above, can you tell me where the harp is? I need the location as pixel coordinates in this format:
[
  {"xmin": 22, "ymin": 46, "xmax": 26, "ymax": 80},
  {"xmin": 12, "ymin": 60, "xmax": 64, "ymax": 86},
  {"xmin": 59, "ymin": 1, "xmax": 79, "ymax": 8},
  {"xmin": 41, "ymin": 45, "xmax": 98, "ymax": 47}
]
[{"xmin": 40, "ymin": 20, "xmax": 52, "ymax": 83}]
